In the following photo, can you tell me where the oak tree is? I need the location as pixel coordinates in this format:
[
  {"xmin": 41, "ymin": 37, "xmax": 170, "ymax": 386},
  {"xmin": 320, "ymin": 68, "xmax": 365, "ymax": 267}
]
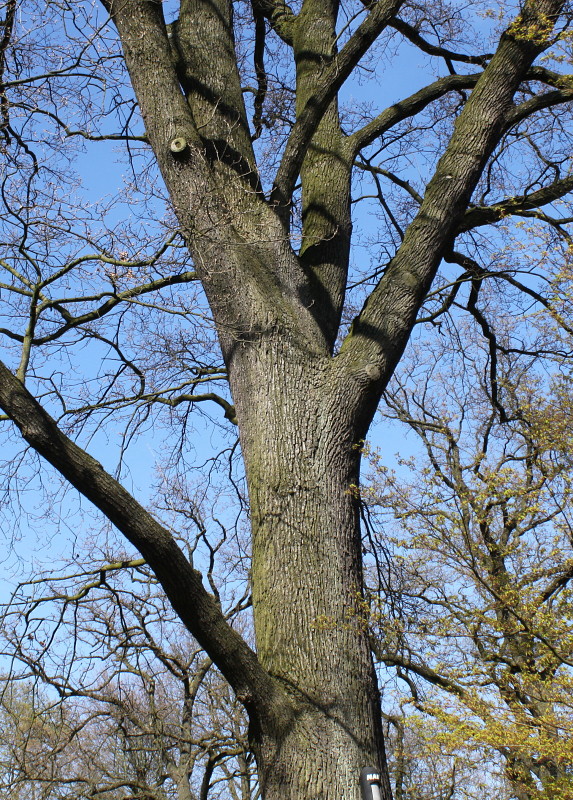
[{"xmin": 2, "ymin": 1, "xmax": 573, "ymax": 798}]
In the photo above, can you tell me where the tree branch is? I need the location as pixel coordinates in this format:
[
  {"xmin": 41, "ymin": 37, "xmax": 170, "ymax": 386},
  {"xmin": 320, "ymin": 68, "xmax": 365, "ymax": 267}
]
[
  {"xmin": 445, "ymin": 250, "xmax": 573, "ymax": 339},
  {"xmin": 371, "ymin": 636, "xmax": 469, "ymax": 701},
  {"xmin": 337, "ymin": 0, "xmax": 567, "ymax": 401},
  {"xmin": 271, "ymin": 0, "xmax": 404, "ymax": 209},
  {"xmin": 389, "ymin": 16, "xmax": 492, "ymax": 67},
  {"xmin": 0, "ymin": 359, "xmax": 279, "ymax": 719},
  {"xmin": 505, "ymin": 85, "xmax": 573, "ymax": 131},
  {"xmin": 35, "ymin": 270, "xmax": 198, "ymax": 345},
  {"xmin": 253, "ymin": 0, "xmax": 296, "ymax": 45},
  {"xmin": 349, "ymin": 72, "xmax": 481, "ymax": 156},
  {"xmin": 353, "ymin": 160, "xmax": 423, "ymax": 203},
  {"xmin": 526, "ymin": 64, "xmax": 573, "ymax": 88},
  {"xmin": 459, "ymin": 173, "xmax": 573, "ymax": 232}
]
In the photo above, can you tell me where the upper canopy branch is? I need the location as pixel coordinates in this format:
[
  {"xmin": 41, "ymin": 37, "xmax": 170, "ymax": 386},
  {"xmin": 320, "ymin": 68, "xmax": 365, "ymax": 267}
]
[
  {"xmin": 354, "ymin": 160, "xmax": 423, "ymax": 204},
  {"xmin": 389, "ymin": 16, "xmax": 493, "ymax": 67},
  {"xmin": 351, "ymin": 67, "xmax": 573, "ymax": 160},
  {"xmin": 349, "ymin": 72, "xmax": 481, "ymax": 156},
  {"xmin": 505, "ymin": 84, "xmax": 573, "ymax": 130},
  {"xmin": 335, "ymin": 0, "xmax": 567, "ymax": 425},
  {"xmin": 527, "ymin": 64, "xmax": 573, "ymax": 88},
  {"xmin": 271, "ymin": 0, "xmax": 405, "ymax": 210},
  {"xmin": 459, "ymin": 173, "xmax": 573, "ymax": 232}
]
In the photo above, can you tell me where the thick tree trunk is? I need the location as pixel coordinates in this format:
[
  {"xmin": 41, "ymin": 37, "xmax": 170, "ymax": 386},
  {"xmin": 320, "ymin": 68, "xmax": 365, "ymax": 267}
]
[{"xmin": 230, "ymin": 339, "xmax": 391, "ymax": 800}]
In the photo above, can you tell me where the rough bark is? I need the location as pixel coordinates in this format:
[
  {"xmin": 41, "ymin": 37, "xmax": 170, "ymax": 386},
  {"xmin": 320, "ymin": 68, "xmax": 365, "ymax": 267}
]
[{"xmin": 231, "ymin": 337, "xmax": 390, "ymax": 799}]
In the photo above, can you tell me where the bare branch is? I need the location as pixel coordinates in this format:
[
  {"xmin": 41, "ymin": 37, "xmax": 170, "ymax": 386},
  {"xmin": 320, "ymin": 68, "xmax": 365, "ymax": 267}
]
[
  {"xmin": 389, "ymin": 16, "xmax": 492, "ymax": 67},
  {"xmin": 459, "ymin": 173, "xmax": 573, "ymax": 233},
  {"xmin": 0, "ymin": 359, "xmax": 279, "ymax": 718},
  {"xmin": 349, "ymin": 72, "xmax": 481, "ymax": 156}
]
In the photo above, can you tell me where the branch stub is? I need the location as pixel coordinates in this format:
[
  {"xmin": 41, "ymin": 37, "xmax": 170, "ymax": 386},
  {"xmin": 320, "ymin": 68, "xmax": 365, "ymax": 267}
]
[{"xmin": 170, "ymin": 136, "xmax": 189, "ymax": 155}]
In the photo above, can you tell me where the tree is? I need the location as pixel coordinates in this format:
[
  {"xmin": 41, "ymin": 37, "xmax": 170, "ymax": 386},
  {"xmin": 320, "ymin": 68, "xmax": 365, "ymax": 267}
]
[
  {"xmin": 0, "ymin": 551, "xmax": 255, "ymax": 800},
  {"xmin": 367, "ymin": 279, "xmax": 573, "ymax": 800},
  {"xmin": 381, "ymin": 708, "xmax": 500, "ymax": 800},
  {"xmin": 2, "ymin": 0, "xmax": 573, "ymax": 797}
]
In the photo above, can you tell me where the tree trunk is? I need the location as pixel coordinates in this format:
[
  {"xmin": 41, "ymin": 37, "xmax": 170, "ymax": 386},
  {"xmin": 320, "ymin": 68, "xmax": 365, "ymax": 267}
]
[{"xmin": 229, "ymin": 338, "xmax": 391, "ymax": 800}]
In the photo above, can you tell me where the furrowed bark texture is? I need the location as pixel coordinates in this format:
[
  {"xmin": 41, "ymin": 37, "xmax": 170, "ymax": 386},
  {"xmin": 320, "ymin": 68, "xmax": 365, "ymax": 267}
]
[
  {"xmin": 294, "ymin": 0, "xmax": 352, "ymax": 345},
  {"xmin": 0, "ymin": 0, "xmax": 567, "ymax": 798},
  {"xmin": 231, "ymin": 340, "xmax": 391, "ymax": 800}
]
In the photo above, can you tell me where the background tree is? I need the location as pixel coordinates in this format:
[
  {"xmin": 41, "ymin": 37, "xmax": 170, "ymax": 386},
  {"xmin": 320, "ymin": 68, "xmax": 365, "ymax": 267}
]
[
  {"xmin": 0, "ymin": 542, "xmax": 255, "ymax": 800},
  {"xmin": 2, "ymin": 1, "xmax": 573, "ymax": 798},
  {"xmin": 367, "ymin": 254, "xmax": 573, "ymax": 800}
]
